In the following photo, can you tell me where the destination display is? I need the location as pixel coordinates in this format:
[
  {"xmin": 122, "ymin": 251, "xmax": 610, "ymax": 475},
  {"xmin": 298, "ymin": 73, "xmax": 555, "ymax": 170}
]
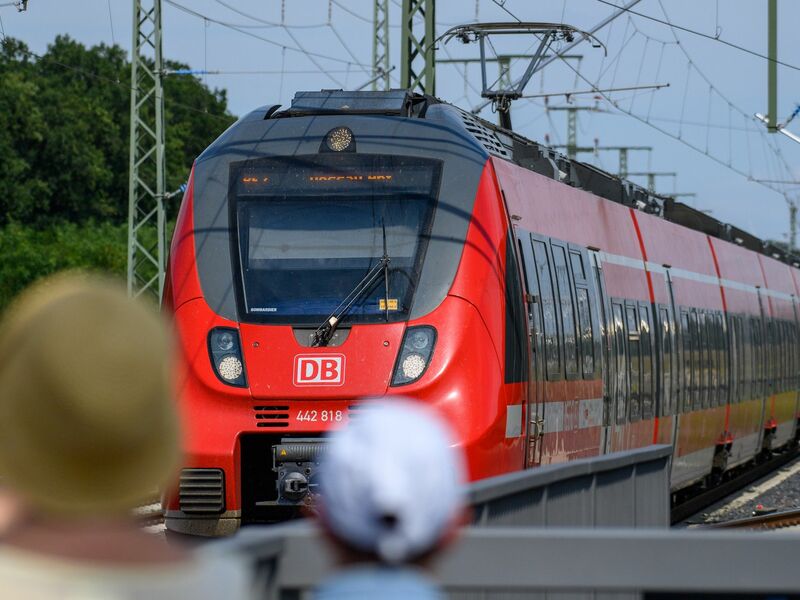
[{"xmin": 232, "ymin": 154, "xmax": 440, "ymax": 197}]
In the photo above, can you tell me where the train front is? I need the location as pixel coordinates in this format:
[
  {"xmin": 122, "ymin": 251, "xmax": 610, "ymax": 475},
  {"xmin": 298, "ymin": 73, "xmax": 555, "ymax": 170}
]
[{"xmin": 164, "ymin": 91, "xmax": 522, "ymax": 536}]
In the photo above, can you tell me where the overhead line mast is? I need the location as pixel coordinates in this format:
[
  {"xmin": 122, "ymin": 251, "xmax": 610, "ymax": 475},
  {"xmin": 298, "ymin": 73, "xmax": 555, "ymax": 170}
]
[
  {"xmin": 372, "ymin": 0, "xmax": 390, "ymax": 90},
  {"xmin": 400, "ymin": 0, "xmax": 435, "ymax": 95},
  {"xmin": 128, "ymin": 0, "xmax": 167, "ymax": 299}
]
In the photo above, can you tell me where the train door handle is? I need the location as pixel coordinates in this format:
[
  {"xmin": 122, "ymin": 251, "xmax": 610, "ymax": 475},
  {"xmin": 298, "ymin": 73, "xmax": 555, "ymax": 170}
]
[{"xmin": 529, "ymin": 417, "xmax": 544, "ymax": 439}]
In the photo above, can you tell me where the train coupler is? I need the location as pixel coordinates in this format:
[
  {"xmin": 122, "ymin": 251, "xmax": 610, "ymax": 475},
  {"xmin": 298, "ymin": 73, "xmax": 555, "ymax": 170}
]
[{"xmin": 272, "ymin": 438, "xmax": 327, "ymax": 506}]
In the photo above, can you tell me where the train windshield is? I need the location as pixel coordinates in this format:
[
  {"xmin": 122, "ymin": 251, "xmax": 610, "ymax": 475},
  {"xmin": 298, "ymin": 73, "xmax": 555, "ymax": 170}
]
[{"xmin": 232, "ymin": 154, "xmax": 441, "ymax": 324}]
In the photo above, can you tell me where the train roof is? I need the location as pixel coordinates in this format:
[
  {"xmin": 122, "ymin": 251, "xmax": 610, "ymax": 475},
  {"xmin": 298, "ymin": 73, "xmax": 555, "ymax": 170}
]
[{"xmin": 267, "ymin": 90, "xmax": 800, "ymax": 270}]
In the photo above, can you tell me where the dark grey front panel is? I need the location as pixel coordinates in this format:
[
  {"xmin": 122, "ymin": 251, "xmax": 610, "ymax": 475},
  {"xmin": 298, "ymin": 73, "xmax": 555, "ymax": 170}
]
[{"xmin": 191, "ymin": 104, "xmax": 488, "ymax": 322}]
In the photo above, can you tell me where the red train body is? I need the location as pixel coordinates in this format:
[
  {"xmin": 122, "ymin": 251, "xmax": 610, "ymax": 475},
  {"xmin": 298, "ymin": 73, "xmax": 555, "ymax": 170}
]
[{"xmin": 164, "ymin": 91, "xmax": 800, "ymax": 536}]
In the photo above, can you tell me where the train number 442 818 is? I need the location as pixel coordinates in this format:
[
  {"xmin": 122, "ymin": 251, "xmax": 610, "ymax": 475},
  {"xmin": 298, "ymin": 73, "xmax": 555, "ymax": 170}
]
[{"xmin": 295, "ymin": 409, "xmax": 345, "ymax": 423}]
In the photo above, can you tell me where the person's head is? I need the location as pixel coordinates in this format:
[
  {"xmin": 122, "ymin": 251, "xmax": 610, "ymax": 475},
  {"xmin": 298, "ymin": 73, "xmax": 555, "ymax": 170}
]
[
  {"xmin": 0, "ymin": 273, "xmax": 180, "ymax": 518},
  {"xmin": 317, "ymin": 398, "xmax": 466, "ymax": 565}
]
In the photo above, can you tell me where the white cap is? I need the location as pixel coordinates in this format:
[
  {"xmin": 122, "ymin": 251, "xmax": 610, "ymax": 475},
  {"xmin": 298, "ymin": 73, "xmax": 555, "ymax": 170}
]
[{"xmin": 318, "ymin": 399, "xmax": 466, "ymax": 563}]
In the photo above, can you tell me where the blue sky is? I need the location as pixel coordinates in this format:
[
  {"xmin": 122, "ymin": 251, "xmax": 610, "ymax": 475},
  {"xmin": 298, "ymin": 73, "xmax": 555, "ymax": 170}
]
[{"xmin": 2, "ymin": 0, "xmax": 798, "ymax": 243}]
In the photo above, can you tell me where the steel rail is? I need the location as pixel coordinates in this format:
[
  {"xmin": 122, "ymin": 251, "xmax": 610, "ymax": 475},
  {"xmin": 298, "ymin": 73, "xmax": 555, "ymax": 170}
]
[
  {"xmin": 671, "ymin": 446, "xmax": 800, "ymax": 524},
  {"xmin": 701, "ymin": 507, "xmax": 800, "ymax": 530}
]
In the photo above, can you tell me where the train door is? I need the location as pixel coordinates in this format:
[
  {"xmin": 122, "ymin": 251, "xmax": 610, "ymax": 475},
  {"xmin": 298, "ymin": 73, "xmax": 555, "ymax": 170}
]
[
  {"xmin": 793, "ymin": 297, "xmax": 800, "ymax": 439},
  {"xmin": 590, "ymin": 251, "xmax": 613, "ymax": 455},
  {"xmin": 664, "ymin": 269, "xmax": 681, "ymax": 453},
  {"xmin": 517, "ymin": 232, "xmax": 552, "ymax": 467},
  {"xmin": 755, "ymin": 289, "xmax": 769, "ymax": 451}
]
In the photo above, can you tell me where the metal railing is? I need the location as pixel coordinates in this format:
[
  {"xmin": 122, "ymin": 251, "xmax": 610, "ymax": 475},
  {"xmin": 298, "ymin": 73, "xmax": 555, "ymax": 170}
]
[
  {"xmin": 208, "ymin": 524, "xmax": 800, "ymax": 599},
  {"xmin": 209, "ymin": 445, "xmax": 675, "ymax": 599},
  {"xmin": 468, "ymin": 445, "xmax": 672, "ymax": 528}
]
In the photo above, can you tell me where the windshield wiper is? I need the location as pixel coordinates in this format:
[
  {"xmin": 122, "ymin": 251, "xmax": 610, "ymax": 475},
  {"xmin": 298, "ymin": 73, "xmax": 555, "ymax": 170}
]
[{"xmin": 311, "ymin": 237, "xmax": 391, "ymax": 347}]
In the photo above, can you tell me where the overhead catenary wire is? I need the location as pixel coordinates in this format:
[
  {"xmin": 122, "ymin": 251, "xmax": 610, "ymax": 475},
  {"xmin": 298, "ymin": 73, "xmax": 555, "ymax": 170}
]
[
  {"xmin": 164, "ymin": 0, "xmax": 369, "ymax": 68},
  {"xmin": 208, "ymin": 0, "xmax": 372, "ymax": 86},
  {"xmin": 596, "ymin": 0, "xmax": 800, "ymax": 72},
  {"xmin": 496, "ymin": 1, "xmax": 799, "ymax": 199},
  {"xmin": 211, "ymin": 0, "xmax": 331, "ymax": 29},
  {"xmin": 106, "ymin": 0, "xmax": 116, "ymax": 46}
]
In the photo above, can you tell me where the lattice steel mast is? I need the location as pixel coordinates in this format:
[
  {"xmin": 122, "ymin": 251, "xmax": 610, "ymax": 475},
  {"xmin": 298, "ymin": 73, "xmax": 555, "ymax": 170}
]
[
  {"xmin": 372, "ymin": 0, "xmax": 390, "ymax": 90},
  {"xmin": 128, "ymin": 0, "xmax": 166, "ymax": 299},
  {"xmin": 400, "ymin": 0, "xmax": 435, "ymax": 95}
]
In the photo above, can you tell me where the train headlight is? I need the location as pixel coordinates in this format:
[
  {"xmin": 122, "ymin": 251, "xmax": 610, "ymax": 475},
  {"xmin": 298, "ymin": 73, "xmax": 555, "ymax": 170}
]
[
  {"xmin": 401, "ymin": 354, "xmax": 426, "ymax": 380},
  {"xmin": 391, "ymin": 326, "xmax": 436, "ymax": 386},
  {"xmin": 208, "ymin": 328, "xmax": 247, "ymax": 387},
  {"xmin": 323, "ymin": 126, "xmax": 355, "ymax": 152},
  {"xmin": 217, "ymin": 356, "xmax": 244, "ymax": 381},
  {"xmin": 216, "ymin": 331, "xmax": 235, "ymax": 352}
]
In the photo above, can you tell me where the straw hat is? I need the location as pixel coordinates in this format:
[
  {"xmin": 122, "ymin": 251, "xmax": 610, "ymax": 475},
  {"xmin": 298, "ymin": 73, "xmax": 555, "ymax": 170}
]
[
  {"xmin": 0, "ymin": 274, "xmax": 179, "ymax": 516},
  {"xmin": 318, "ymin": 399, "xmax": 466, "ymax": 563}
]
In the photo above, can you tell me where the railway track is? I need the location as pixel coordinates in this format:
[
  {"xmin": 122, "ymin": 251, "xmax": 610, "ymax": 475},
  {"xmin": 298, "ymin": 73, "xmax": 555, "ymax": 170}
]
[
  {"xmin": 700, "ymin": 507, "xmax": 800, "ymax": 530},
  {"xmin": 671, "ymin": 445, "xmax": 800, "ymax": 524}
]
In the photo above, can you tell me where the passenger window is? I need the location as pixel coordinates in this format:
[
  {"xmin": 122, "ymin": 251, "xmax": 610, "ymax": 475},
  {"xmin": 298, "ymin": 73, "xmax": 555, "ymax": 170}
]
[
  {"xmin": 570, "ymin": 251, "xmax": 586, "ymax": 281},
  {"xmin": 689, "ymin": 311, "xmax": 701, "ymax": 410},
  {"xmin": 681, "ymin": 311, "xmax": 692, "ymax": 412},
  {"xmin": 766, "ymin": 321, "xmax": 776, "ymax": 388},
  {"xmin": 716, "ymin": 313, "xmax": 725, "ymax": 406},
  {"xmin": 744, "ymin": 318, "xmax": 754, "ymax": 400},
  {"xmin": 576, "ymin": 288, "xmax": 594, "ymax": 377},
  {"xmin": 626, "ymin": 304, "xmax": 641, "ymax": 421},
  {"xmin": 783, "ymin": 322, "xmax": 790, "ymax": 392},
  {"xmin": 612, "ymin": 302, "xmax": 628, "ymax": 424},
  {"xmin": 640, "ymin": 303, "xmax": 654, "ymax": 419},
  {"xmin": 552, "ymin": 244, "xmax": 578, "ymax": 379},
  {"xmin": 531, "ymin": 239, "xmax": 560, "ymax": 380},
  {"xmin": 659, "ymin": 307, "xmax": 672, "ymax": 416},
  {"xmin": 708, "ymin": 313, "xmax": 719, "ymax": 407},
  {"xmin": 752, "ymin": 318, "xmax": 762, "ymax": 397},
  {"xmin": 700, "ymin": 312, "xmax": 711, "ymax": 408},
  {"xmin": 729, "ymin": 316, "xmax": 739, "ymax": 404}
]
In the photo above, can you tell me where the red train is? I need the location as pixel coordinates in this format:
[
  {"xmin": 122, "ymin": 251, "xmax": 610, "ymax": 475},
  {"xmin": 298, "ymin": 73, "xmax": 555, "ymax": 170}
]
[{"xmin": 163, "ymin": 90, "xmax": 800, "ymax": 536}]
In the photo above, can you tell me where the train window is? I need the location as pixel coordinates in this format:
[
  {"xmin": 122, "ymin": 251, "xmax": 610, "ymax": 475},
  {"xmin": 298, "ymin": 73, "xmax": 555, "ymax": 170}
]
[
  {"xmin": 660, "ymin": 307, "xmax": 673, "ymax": 416},
  {"xmin": 778, "ymin": 321, "xmax": 784, "ymax": 392},
  {"xmin": 792, "ymin": 323, "xmax": 800, "ymax": 388},
  {"xmin": 552, "ymin": 244, "xmax": 579, "ymax": 379},
  {"xmin": 728, "ymin": 315, "xmax": 740, "ymax": 404},
  {"xmin": 752, "ymin": 318, "xmax": 762, "ymax": 398},
  {"xmin": 570, "ymin": 251, "xmax": 586, "ymax": 281},
  {"xmin": 503, "ymin": 235, "xmax": 528, "ymax": 384},
  {"xmin": 689, "ymin": 311, "xmax": 701, "ymax": 410},
  {"xmin": 784, "ymin": 322, "xmax": 790, "ymax": 392},
  {"xmin": 712, "ymin": 312, "xmax": 721, "ymax": 406},
  {"xmin": 576, "ymin": 288, "xmax": 594, "ymax": 378},
  {"xmin": 744, "ymin": 318, "xmax": 754, "ymax": 401},
  {"xmin": 612, "ymin": 302, "xmax": 628, "ymax": 424},
  {"xmin": 640, "ymin": 303, "xmax": 654, "ymax": 419},
  {"xmin": 766, "ymin": 320, "xmax": 774, "ymax": 390},
  {"xmin": 702, "ymin": 312, "xmax": 712, "ymax": 408},
  {"xmin": 792, "ymin": 322, "xmax": 798, "ymax": 389},
  {"xmin": 680, "ymin": 311, "xmax": 691, "ymax": 413},
  {"xmin": 531, "ymin": 239, "xmax": 561, "ymax": 380},
  {"xmin": 739, "ymin": 317, "xmax": 748, "ymax": 403},
  {"xmin": 728, "ymin": 316, "xmax": 738, "ymax": 404},
  {"xmin": 720, "ymin": 314, "xmax": 725, "ymax": 401},
  {"xmin": 626, "ymin": 304, "xmax": 641, "ymax": 421}
]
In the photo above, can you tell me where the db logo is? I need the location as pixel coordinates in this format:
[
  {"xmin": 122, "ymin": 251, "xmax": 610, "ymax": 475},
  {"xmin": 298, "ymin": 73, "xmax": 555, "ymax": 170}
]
[{"xmin": 293, "ymin": 354, "xmax": 345, "ymax": 386}]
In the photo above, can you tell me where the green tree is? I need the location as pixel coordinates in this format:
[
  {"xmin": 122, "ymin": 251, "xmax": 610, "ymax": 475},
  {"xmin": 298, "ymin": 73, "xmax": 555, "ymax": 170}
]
[
  {"xmin": 0, "ymin": 35, "xmax": 235, "ymax": 226},
  {"xmin": 0, "ymin": 35, "xmax": 236, "ymax": 310}
]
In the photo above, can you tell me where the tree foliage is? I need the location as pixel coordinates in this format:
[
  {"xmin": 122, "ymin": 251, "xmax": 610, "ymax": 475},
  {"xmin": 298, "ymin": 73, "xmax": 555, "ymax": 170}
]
[
  {"xmin": 0, "ymin": 36, "xmax": 235, "ymax": 310},
  {"xmin": 0, "ymin": 35, "xmax": 235, "ymax": 226}
]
